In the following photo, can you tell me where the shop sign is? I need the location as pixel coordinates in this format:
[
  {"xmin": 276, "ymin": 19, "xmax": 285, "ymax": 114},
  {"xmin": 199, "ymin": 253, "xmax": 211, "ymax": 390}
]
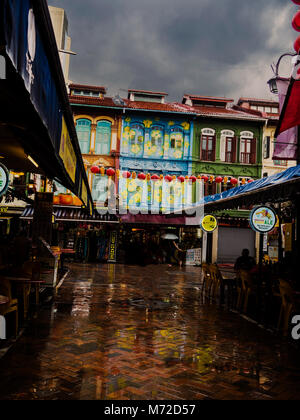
[
  {"xmin": 59, "ymin": 117, "xmax": 76, "ymax": 184},
  {"xmin": 108, "ymin": 231, "xmax": 118, "ymax": 263},
  {"xmin": 200, "ymin": 215, "xmax": 218, "ymax": 233},
  {"xmin": 250, "ymin": 206, "xmax": 277, "ymax": 233},
  {"xmin": 0, "ymin": 163, "xmax": 9, "ymax": 197}
]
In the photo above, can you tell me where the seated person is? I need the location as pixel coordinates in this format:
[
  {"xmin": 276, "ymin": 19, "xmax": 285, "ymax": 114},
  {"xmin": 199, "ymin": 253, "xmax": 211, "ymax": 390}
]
[{"xmin": 234, "ymin": 249, "xmax": 256, "ymax": 272}]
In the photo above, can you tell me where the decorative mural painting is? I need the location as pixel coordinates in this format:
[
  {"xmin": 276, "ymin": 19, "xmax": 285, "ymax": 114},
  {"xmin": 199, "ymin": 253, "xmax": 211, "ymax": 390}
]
[{"xmin": 121, "ymin": 117, "xmax": 192, "ymax": 162}]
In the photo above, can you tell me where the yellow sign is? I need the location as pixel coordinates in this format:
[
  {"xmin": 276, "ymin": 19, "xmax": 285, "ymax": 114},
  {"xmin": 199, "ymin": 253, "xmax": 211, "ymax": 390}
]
[
  {"xmin": 201, "ymin": 215, "xmax": 218, "ymax": 232},
  {"xmin": 59, "ymin": 117, "xmax": 77, "ymax": 183},
  {"xmin": 81, "ymin": 181, "xmax": 88, "ymax": 207}
]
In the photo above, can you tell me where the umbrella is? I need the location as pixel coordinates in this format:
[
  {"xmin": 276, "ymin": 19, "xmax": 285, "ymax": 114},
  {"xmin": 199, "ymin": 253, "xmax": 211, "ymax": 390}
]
[{"xmin": 161, "ymin": 233, "xmax": 179, "ymax": 240}]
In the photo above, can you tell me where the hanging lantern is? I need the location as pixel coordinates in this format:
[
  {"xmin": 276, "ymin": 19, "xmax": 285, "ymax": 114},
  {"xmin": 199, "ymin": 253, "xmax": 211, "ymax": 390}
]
[
  {"xmin": 189, "ymin": 176, "xmax": 197, "ymax": 183},
  {"xmin": 294, "ymin": 35, "xmax": 300, "ymax": 52},
  {"xmin": 215, "ymin": 176, "xmax": 223, "ymax": 183},
  {"xmin": 241, "ymin": 178, "xmax": 246, "ymax": 185},
  {"xmin": 160, "ymin": 174, "xmax": 164, "ymax": 180},
  {"xmin": 132, "ymin": 171, "xmax": 137, "ymax": 179},
  {"xmin": 292, "ymin": 11, "xmax": 300, "ymax": 32},
  {"xmin": 165, "ymin": 175, "xmax": 173, "ymax": 182},
  {"xmin": 172, "ymin": 175, "xmax": 177, "ymax": 181},
  {"xmin": 90, "ymin": 165, "xmax": 100, "ymax": 174},
  {"xmin": 291, "ymin": 0, "xmax": 300, "ymax": 5},
  {"xmin": 248, "ymin": 179, "xmax": 254, "ymax": 183},
  {"xmin": 178, "ymin": 176, "xmax": 185, "ymax": 183},
  {"xmin": 209, "ymin": 175, "xmax": 214, "ymax": 183},
  {"xmin": 106, "ymin": 168, "xmax": 115, "ymax": 177},
  {"xmin": 116, "ymin": 169, "xmax": 120, "ymax": 179},
  {"xmin": 201, "ymin": 175, "xmax": 209, "ymax": 183},
  {"xmin": 100, "ymin": 167, "xmax": 105, "ymax": 176},
  {"xmin": 197, "ymin": 175, "xmax": 202, "ymax": 180},
  {"xmin": 230, "ymin": 178, "xmax": 238, "ymax": 186},
  {"xmin": 146, "ymin": 173, "xmax": 151, "ymax": 181},
  {"xmin": 151, "ymin": 174, "xmax": 160, "ymax": 181},
  {"xmin": 223, "ymin": 176, "xmax": 228, "ymax": 184},
  {"xmin": 123, "ymin": 171, "xmax": 131, "ymax": 179},
  {"xmin": 138, "ymin": 172, "xmax": 146, "ymax": 180}
]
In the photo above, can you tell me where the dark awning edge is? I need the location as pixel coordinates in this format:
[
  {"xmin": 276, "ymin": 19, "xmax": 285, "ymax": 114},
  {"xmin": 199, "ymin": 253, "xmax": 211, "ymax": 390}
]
[{"xmin": 0, "ymin": 0, "xmax": 93, "ymax": 215}]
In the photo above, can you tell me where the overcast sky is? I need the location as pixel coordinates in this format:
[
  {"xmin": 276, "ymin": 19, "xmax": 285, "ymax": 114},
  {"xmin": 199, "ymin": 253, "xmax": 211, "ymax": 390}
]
[{"xmin": 48, "ymin": 0, "xmax": 297, "ymax": 102}]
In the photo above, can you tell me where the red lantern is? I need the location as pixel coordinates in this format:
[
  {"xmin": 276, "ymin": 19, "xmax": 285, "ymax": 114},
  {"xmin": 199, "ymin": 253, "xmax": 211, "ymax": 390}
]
[
  {"xmin": 189, "ymin": 176, "xmax": 197, "ymax": 183},
  {"xmin": 123, "ymin": 171, "xmax": 131, "ymax": 179},
  {"xmin": 138, "ymin": 173, "xmax": 146, "ymax": 180},
  {"xmin": 201, "ymin": 175, "xmax": 209, "ymax": 183},
  {"xmin": 292, "ymin": 11, "xmax": 300, "ymax": 32},
  {"xmin": 165, "ymin": 175, "xmax": 173, "ymax": 182},
  {"xmin": 294, "ymin": 35, "xmax": 300, "ymax": 52},
  {"xmin": 106, "ymin": 168, "xmax": 115, "ymax": 177},
  {"xmin": 291, "ymin": 0, "xmax": 300, "ymax": 5},
  {"xmin": 230, "ymin": 178, "xmax": 238, "ymax": 186},
  {"xmin": 90, "ymin": 166, "xmax": 100, "ymax": 174},
  {"xmin": 151, "ymin": 174, "xmax": 160, "ymax": 181},
  {"xmin": 178, "ymin": 176, "xmax": 185, "ymax": 183},
  {"xmin": 248, "ymin": 179, "xmax": 254, "ymax": 183},
  {"xmin": 215, "ymin": 176, "xmax": 223, "ymax": 183}
]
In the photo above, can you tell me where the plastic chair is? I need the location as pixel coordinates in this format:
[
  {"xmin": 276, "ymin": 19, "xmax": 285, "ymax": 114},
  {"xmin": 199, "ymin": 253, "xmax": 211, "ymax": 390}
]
[
  {"xmin": 277, "ymin": 279, "xmax": 300, "ymax": 337},
  {"xmin": 236, "ymin": 270, "xmax": 256, "ymax": 313},
  {"xmin": 201, "ymin": 263, "xmax": 213, "ymax": 300},
  {"xmin": 0, "ymin": 278, "xmax": 18, "ymax": 337}
]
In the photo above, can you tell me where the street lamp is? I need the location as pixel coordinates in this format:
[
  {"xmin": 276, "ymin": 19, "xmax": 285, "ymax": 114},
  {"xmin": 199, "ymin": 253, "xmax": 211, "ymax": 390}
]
[{"xmin": 267, "ymin": 53, "xmax": 296, "ymax": 94}]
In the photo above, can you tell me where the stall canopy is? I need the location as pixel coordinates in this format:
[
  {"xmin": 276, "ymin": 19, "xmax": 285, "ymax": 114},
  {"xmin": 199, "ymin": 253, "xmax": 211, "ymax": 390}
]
[
  {"xmin": 0, "ymin": 0, "xmax": 93, "ymax": 214},
  {"xmin": 181, "ymin": 165, "xmax": 300, "ymax": 214}
]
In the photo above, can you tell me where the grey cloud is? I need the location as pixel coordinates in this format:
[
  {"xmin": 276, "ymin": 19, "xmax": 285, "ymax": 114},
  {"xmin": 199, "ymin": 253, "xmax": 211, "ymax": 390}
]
[{"xmin": 48, "ymin": 0, "xmax": 296, "ymax": 101}]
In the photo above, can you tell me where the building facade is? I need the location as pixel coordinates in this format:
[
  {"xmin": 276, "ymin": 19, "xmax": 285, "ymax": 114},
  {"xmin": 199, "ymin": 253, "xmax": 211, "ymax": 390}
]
[{"xmin": 237, "ymin": 98, "xmax": 297, "ymax": 177}]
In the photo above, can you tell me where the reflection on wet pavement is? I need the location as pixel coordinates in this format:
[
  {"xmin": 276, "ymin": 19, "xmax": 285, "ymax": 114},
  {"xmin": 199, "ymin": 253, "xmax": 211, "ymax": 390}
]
[{"xmin": 0, "ymin": 263, "xmax": 300, "ymax": 400}]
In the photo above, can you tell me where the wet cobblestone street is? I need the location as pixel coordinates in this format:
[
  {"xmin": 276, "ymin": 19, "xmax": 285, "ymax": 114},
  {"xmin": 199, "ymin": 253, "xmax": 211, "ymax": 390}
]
[{"xmin": 0, "ymin": 263, "xmax": 300, "ymax": 400}]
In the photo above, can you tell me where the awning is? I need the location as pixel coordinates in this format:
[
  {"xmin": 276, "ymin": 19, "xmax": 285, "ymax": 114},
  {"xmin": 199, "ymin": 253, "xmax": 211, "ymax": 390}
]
[
  {"xmin": 21, "ymin": 205, "xmax": 119, "ymax": 223},
  {"xmin": 0, "ymin": 0, "xmax": 93, "ymax": 214},
  {"xmin": 181, "ymin": 165, "xmax": 300, "ymax": 214}
]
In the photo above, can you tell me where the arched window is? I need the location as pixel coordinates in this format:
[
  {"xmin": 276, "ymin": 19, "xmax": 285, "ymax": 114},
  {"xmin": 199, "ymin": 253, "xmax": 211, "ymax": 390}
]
[
  {"xmin": 150, "ymin": 125, "xmax": 164, "ymax": 157},
  {"xmin": 129, "ymin": 123, "xmax": 144, "ymax": 156},
  {"xmin": 95, "ymin": 120, "xmax": 111, "ymax": 155},
  {"xmin": 169, "ymin": 126, "xmax": 184, "ymax": 159},
  {"xmin": 220, "ymin": 130, "xmax": 236, "ymax": 163},
  {"xmin": 200, "ymin": 128, "xmax": 216, "ymax": 161},
  {"xmin": 76, "ymin": 119, "xmax": 91, "ymax": 154},
  {"xmin": 240, "ymin": 131, "xmax": 256, "ymax": 164}
]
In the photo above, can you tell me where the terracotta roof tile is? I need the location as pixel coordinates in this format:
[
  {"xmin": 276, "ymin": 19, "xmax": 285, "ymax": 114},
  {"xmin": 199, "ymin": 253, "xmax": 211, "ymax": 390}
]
[{"xmin": 69, "ymin": 83, "xmax": 107, "ymax": 93}]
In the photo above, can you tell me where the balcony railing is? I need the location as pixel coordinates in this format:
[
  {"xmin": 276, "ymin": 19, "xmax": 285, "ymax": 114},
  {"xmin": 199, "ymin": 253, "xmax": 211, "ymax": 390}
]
[{"xmin": 240, "ymin": 153, "xmax": 251, "ymax": 164}]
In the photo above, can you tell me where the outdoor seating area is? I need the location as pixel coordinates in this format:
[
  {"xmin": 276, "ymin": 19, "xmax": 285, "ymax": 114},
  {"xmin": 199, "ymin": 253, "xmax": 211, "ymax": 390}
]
[{"xmin": 200, "ymin": 262, "xmax": 300, "ymax": 339}]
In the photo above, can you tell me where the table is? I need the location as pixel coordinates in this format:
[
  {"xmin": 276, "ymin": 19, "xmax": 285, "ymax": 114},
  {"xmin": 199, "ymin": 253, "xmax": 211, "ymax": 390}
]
[
  {"xmin": 220, "ymin": 269, "xmax": 237, "ymax": 307},
  {"xmin": 3, "ymin": 276, "xmax": 45, "ymax": 318},
  {"xmin": 0, "ymin": 295, "xmax": 9, "ymax": 305}
]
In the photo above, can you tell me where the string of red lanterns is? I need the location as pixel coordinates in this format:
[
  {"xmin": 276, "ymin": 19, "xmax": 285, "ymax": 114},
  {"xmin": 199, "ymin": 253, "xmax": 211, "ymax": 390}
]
[{"xmin": 89, "ymin": 166, "xmax": 254, "ymax": 185}]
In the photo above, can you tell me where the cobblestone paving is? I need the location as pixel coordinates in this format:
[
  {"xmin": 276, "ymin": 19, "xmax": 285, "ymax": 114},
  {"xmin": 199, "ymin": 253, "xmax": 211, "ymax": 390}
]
[{"xmin": 0, "ymin": 263, "xmax": 300, "ymax": 400}]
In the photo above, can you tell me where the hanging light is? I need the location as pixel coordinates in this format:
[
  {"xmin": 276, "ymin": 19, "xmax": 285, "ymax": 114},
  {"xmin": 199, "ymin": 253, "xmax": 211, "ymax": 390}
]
[
  {"xmin": 294, "ymin": 35, "xmax": 300, "ymax": 52},
  {"xmin": 189, "ymin": 175, "xmax": 197, "ymax": 183},
  {"xmin": 292, "ymin": 10, "xmax": 300, "ymax": 32},
  {"xmin": 90, "ymin": 166, "xmax": 100, "ymax": 174},
  {"xmin": 151, "ymin": 174, "xmax": 160, "ymax": 181},
  {"xmin": 201, "ymin": 175, "xmax": 209, "ymax": 183},
  {"xmin": 138, "ymin": 173, "xmax": 146, "ymax": 180},
  {"xmin": 248, "ymin": 179, "xmax": 254, "ymax": 183},
  {"xmin": 106, "ymin": 168, "xmax": 115, "ymax": 177},
  {"xmin": 123, "ymin": 171, "xmax": 131, "ymax": 179},
  {"xmin": 223, "ymin": 176, "xmax": 228, "ymax": 184},
  {"xmin": 100, "ymin": 167, "xmax": 105, "ymax": 176},
  {"xmin": 215, "ymin": 176, "xmax": 223, "ymax": 183},
  {"xmin": 230, "ymin": 178, "xmax": 238, "ymax": 186},
  {"xmin": 165, "ymin": 175, "xmax": 173, "ymax": 182},
  {"xmin": 132, "ymin": 171, "xmax": 137, "ymax": 179},
  {"xmin": 178, "ymin": 176, "xmax": 185, "ymax": 183}
]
